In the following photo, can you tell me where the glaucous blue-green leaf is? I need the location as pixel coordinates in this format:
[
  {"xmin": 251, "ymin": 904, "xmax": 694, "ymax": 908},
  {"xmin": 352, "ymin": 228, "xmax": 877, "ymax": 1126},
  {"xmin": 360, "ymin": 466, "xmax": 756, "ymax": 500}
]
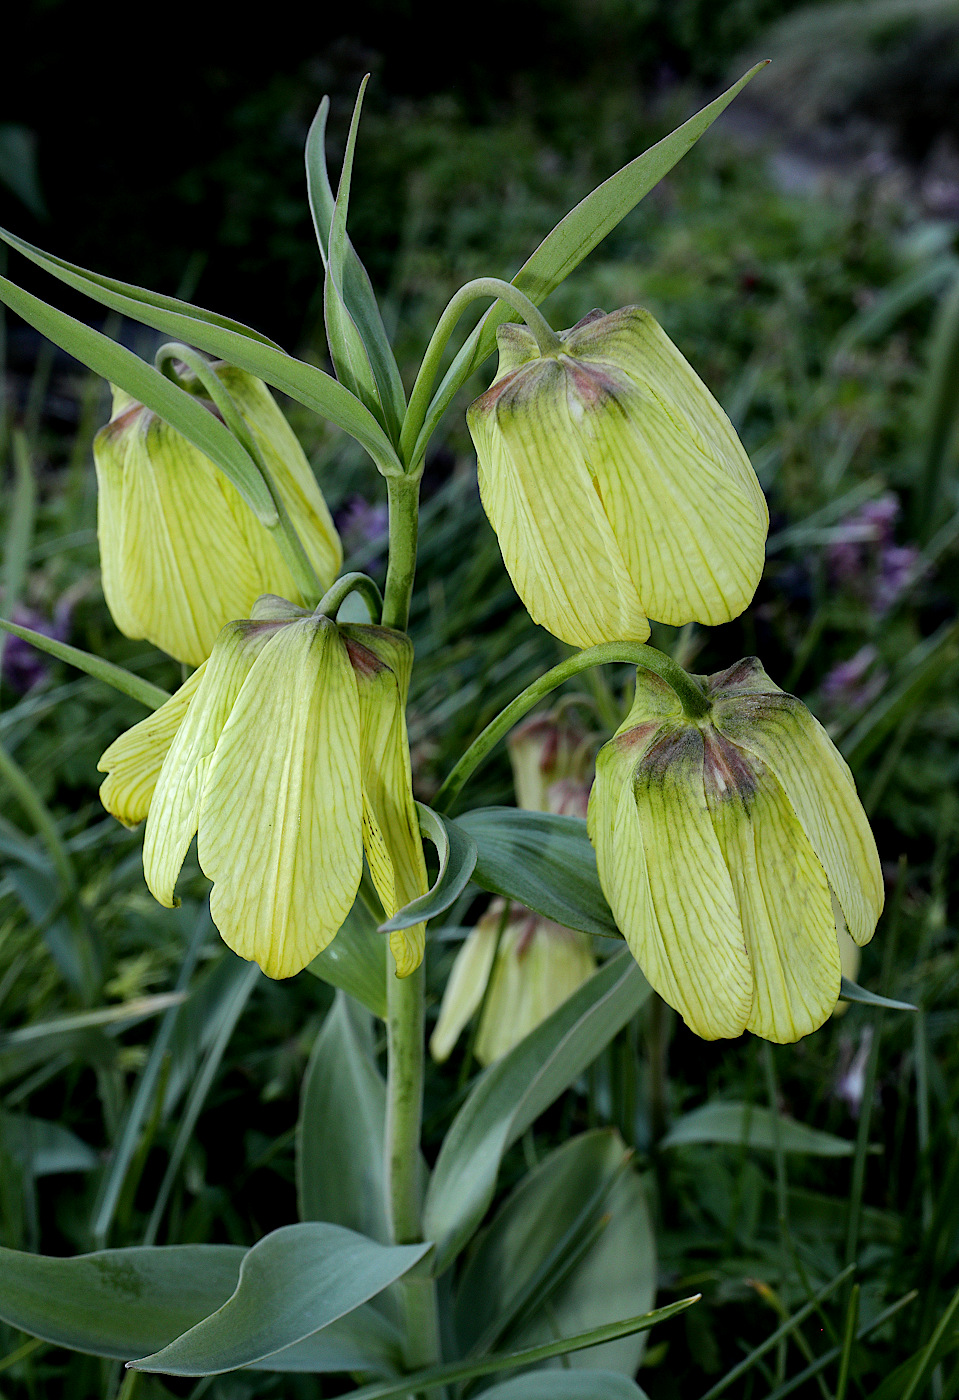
[
  {"xmin": 840, "ymin": 976, "xmax": 916, "ymax": 1012},
  {"xmin": 480, "ymin": 1373, "xmax": 649, "ymax": 1399},
  {"xmin": 661, "ymin": 1102, "xmax": 856, "ymax": 1156},
  {"xmin": 411, "ymin": 63, "xmax": 767, "ymax": 465},
  {"xmin": 0, "ymin": 617, "xmax": 169, "ymax": 710},
  {"xmin": 297, "ymin": 993, "xmax": 390, "ymax": 1242},
  {"xmin": 423, "ymin": 950, "xmax": 649, "ymax": 1272},
  {"xmin": 508, "ymin": 1170, "xmax": 656, "ymax": 1376},
  {"xmin": 1, "ymin": 1113, "xmax": 97, "ymax": 1176},
  {"xmin": 247, "ymin": 1305, "xmax": 403, "ymax": 1374},
  {"xmin": 455, "ymin": 808, "xmax": 618, "ymax": 937},
  {"xmin": 379, "ymin": 803, "xmax": 477, "ymax": 934},
  {"xmin": 306, "ymin": 96, "xmax": 406, "ymax": 439},
  {"xmin": 0, "ymin": 229, "xmax": 403, "ymax": 477},
  {"xmin": 132, "ymin": 1223, "xmax": 430, "ymax": 1375},
  {"xmin": 455, "ymin": 1129, "xmax": 632, "ymax": 1355},
  {"xmin": 0, "ymin": 1243, "xmax": 245, "ymax": 1358},
  {"xmin": 307, "ymin": 895, "xmax": 388, "ymax": 1019}
]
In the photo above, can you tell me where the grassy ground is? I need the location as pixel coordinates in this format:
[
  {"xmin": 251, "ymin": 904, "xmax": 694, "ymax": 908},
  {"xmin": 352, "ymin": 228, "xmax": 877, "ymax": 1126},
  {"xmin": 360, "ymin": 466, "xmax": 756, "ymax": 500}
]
[{"xmin": 1, "ymin": 75, "xmax": 959, "ymax": 1398}]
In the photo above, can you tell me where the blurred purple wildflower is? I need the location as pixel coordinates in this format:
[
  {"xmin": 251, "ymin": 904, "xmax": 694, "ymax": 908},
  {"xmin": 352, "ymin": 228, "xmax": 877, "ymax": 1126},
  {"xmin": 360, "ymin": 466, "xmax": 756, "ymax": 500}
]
[
  {"xmin": 821, "ymin": 644, "xmax": 886, "ymax": 712},
  {"xmin": 335, "ymin": 495, "xmax": 389, "ymax": 570},
  {"xmin": 827, "ymin": 492, "xmax": 922, "ymax": 614},
  {"xmin": 1, "ymin": 601, "xmax": 72, "ymax": 694}
]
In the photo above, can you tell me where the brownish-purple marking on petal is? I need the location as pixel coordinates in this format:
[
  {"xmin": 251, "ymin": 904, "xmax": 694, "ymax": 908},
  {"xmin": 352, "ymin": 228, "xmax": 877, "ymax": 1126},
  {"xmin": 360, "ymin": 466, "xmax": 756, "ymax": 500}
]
[{"xmin": 701, "ymin": 729, "xmax": 759, "ymax": 803}]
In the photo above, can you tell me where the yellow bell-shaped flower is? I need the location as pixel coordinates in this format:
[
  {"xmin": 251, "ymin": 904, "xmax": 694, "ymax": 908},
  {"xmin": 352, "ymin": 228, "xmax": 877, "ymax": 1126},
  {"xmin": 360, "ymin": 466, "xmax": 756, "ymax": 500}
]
[
  {"xmin": 431, "ymin": 706, "xmax": 598, "ymax": 1065},
  {"xmin": 467, "ymin": 307, "xmax": 768, "ymax": 648},
  {"xmin": 97, "ymin": 597, "xmax": 427, "ymax": 980},
  {"xmin": 93, "ymin": 364, "xmax": 342, "ymax": 666},
  {"xmin": 587, "ymin": 657, "xmax": 883, "ymax": 1043},
  {"xmin": 430, "ymin": 901, "xmax": 596, "ymax": 1066}
]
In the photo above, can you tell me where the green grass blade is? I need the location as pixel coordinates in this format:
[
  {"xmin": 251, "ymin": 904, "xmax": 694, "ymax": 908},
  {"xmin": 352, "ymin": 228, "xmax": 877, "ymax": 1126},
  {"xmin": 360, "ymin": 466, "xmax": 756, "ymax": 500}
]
[
  {"xmin": 834, "ymin": 1284, "xmax": 860, "ymax": 1400},
  {"xmin": 0, "ymin": 618, "xmax": 169, "ymax": 710},
  {"xmin": 0, "ymin": 430, "xmax": 37, "ymax": 667},
  {"xmin": 344, "ymin": 1296, "xmax": 699, "ymax": 1400},
  {"xmin": 143, "ymin": 960, "xmax": 259, "ymax": 1245},
  {"xmin": 696, "ymin": 1268, "xmax": 855, "ymax": 1400}
]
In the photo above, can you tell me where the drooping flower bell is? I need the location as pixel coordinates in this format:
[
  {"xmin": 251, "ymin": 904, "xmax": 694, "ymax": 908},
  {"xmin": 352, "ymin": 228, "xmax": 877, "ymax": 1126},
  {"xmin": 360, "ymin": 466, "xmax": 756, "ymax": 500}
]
[
  {"xmin": 93, "ymin": 364, "xmax": 342, "ymax": 666},
  {"xmin": 97, "ymin": 597, "xmax": 428, "ymax": 980},
  {"xmin": 432, "ymin": 706, "xmax": 598, "ymax": 1064},
  {"xmin": 430, "ymin": 901, "xmax": 597, "ymax": 1066},
  {"xmin": 467, "ymin": 307, "xmax": 768, "ymax": 648},
  {"xmin": 587, "ymin": 658, "xmax": 883, "ymax": 1043}
]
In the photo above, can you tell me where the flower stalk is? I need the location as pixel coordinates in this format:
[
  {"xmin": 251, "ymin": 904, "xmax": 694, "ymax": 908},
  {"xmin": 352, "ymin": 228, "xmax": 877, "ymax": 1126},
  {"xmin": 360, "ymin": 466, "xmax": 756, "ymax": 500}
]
[{"xmin": 433, "ymin": 641, "xmax": 711, "ymax": 814}]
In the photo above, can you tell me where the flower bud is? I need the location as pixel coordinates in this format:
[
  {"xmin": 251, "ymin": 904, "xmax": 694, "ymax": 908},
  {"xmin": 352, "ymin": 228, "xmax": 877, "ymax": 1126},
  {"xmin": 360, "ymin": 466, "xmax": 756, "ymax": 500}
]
[
  {"xmin": 97, "ymin": 598, "xmax": 426, "ymax": 980},
  {"xmin": 430, "ymin": 902, "xmax": 596, "ymax": 1066},
  {"xmin": 506, "ymin": 708, "xmax": 592, "ymax": 812},
  {"xmin": 93, "ymin": 365, "xmax": 341, "ymax": 665},
  {"xmin": 587, "ymin": 658, "xmax": 883, "ymax": 1043},
  {"xmin": 467, "ymin": 307, "xmax": 768, "ymax": 647}
]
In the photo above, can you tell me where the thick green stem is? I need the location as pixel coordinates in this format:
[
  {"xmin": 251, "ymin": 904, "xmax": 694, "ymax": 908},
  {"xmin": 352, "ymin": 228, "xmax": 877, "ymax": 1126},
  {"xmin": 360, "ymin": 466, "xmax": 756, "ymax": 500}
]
[
  {"xmin": 386, "ymin": 963, "xmax": 441, "ymax": 1374},
  {"xmin": 155, "ymin": 343, "xmax": 321, "ymax": 605},
  {"xmin": 400, "ymin": 277, "xmax": 561, "ymax": 469},
  {"xmin": 434, "ymin": 641, "xmax": 710, "ymax": 814},
  {"xmin": 382, "ymin": 475, "xmax": 421, "ymax": 630}
]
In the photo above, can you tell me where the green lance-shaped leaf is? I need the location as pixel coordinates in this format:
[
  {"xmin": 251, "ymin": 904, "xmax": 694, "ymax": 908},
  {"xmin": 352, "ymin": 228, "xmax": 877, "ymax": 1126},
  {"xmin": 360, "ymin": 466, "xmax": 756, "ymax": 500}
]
[
  {"xmin": 379, "ymin": 802, "xmax": 477, "ymax": 934},
  {"xmin": 0, "ymin": 228, "xmax": 404, "ymax": 477},
  {"xmin": 131, "ymin": 1223, "xmax": 431, "ymax": 1375},
  {"xmin": 455, "ymin": 1129, "xmax": 652, "ymax": 1370},
  {"xmin": 307, "ymin": 893, "xmax": 389, "ymax": 1019},
  {"xmin": 660, "ymin": 1102, "xmax": 858, "ymax": 1156},
  {"xmin": 0, "ymin": 273, "xmax": 278, "ymax": 524},
  {"xmin": 297, "ymin": 993, "xmax": 390, "ymax": 1242},
  {"xmin": 455, "ymin": 807, "xmax": 619, "ymax": 938},
  {"xmin": 410, "ymin": 62, "xmax": 767, "ymax": 466},
  {"xmin": 0, "ymin": 1113, "xmax": 97, "ymax": 1176},
  {"xmin": 424, "ymin": 949, "xmax": 650, "ymax": 1273},
  {"xmin": 306, "ymin": 94, "xmax": 406, "ymax": 439},
  {"xmin": 331, "ymin": 1297, "xmax": 697, "ymax": 1400},
  {"xmin": 0, "ymin": 617, "xmax": 170, "ymax": 710},
  {"xmin": 840, "ymin": 976, "xmax": 916, "ymax": 1012}
]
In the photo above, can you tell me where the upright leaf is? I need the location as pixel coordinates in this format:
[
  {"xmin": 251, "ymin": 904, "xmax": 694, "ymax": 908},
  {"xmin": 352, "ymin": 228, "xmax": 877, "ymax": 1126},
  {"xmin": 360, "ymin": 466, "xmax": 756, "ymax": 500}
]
[
  {"xmin": 455, "ymin": 1129, "xmax": 632, "ymax": 1354},
  {"xmin": 307, "ymin": 895, "xmax": 389, "ymax": 1018},
  {"xmin": 306, "ymin": 96, "xmax": 406, "ymax": 435},
  {"xmin": 480, "ymin": 1373, "xmax": 649, "ymax": 1399},
  {"xmin": 423, "ymin": 951, "xmax": 650, "ymax": 1272},
  {"xmin": 411, "ymin": 63, "xmax": 768, "ymax": 464},
  {"xmin": 297, "ymin": 993, "xmax": 390, "ymax": 1242}
]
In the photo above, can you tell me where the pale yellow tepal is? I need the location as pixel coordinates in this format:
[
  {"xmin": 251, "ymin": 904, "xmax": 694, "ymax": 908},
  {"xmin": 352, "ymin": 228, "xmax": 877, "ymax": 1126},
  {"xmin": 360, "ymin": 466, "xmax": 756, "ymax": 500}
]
[
  {"xmin": 94, "ymin": 364, "xmax": 342, "ymax": 666},
  {"xmin": 467, "ymin": 307, "xmax": 768, "ymax": 647},
  {"xmin": 587, "ymin": 658, "xmax": 884, "ymax": 1043},
  {"xmin": 97, "ymin": 599, "xmax": 427, "ymax": 980}
]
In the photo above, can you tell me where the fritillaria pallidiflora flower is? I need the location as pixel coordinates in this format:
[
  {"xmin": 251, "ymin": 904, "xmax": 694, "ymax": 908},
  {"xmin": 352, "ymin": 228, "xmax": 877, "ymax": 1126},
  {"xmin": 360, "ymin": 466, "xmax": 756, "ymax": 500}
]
[
  {"xmin": 432, "ymin": 707, "xmax": 597, "ymax": 1064},
  {"xmin": 467, "ymin": 307, "xmax": 768, "ymax": 648},
  {"xmin": 98, "ymin": 597, "xmax": 427, "ymax": 980},
  {"xmin": 587, "ymin": 658, "xmax": 883, "ymax": 1043},
  {"xmin": 94, "ymin": 364, "xmax": 341, "ymax": 666}
]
